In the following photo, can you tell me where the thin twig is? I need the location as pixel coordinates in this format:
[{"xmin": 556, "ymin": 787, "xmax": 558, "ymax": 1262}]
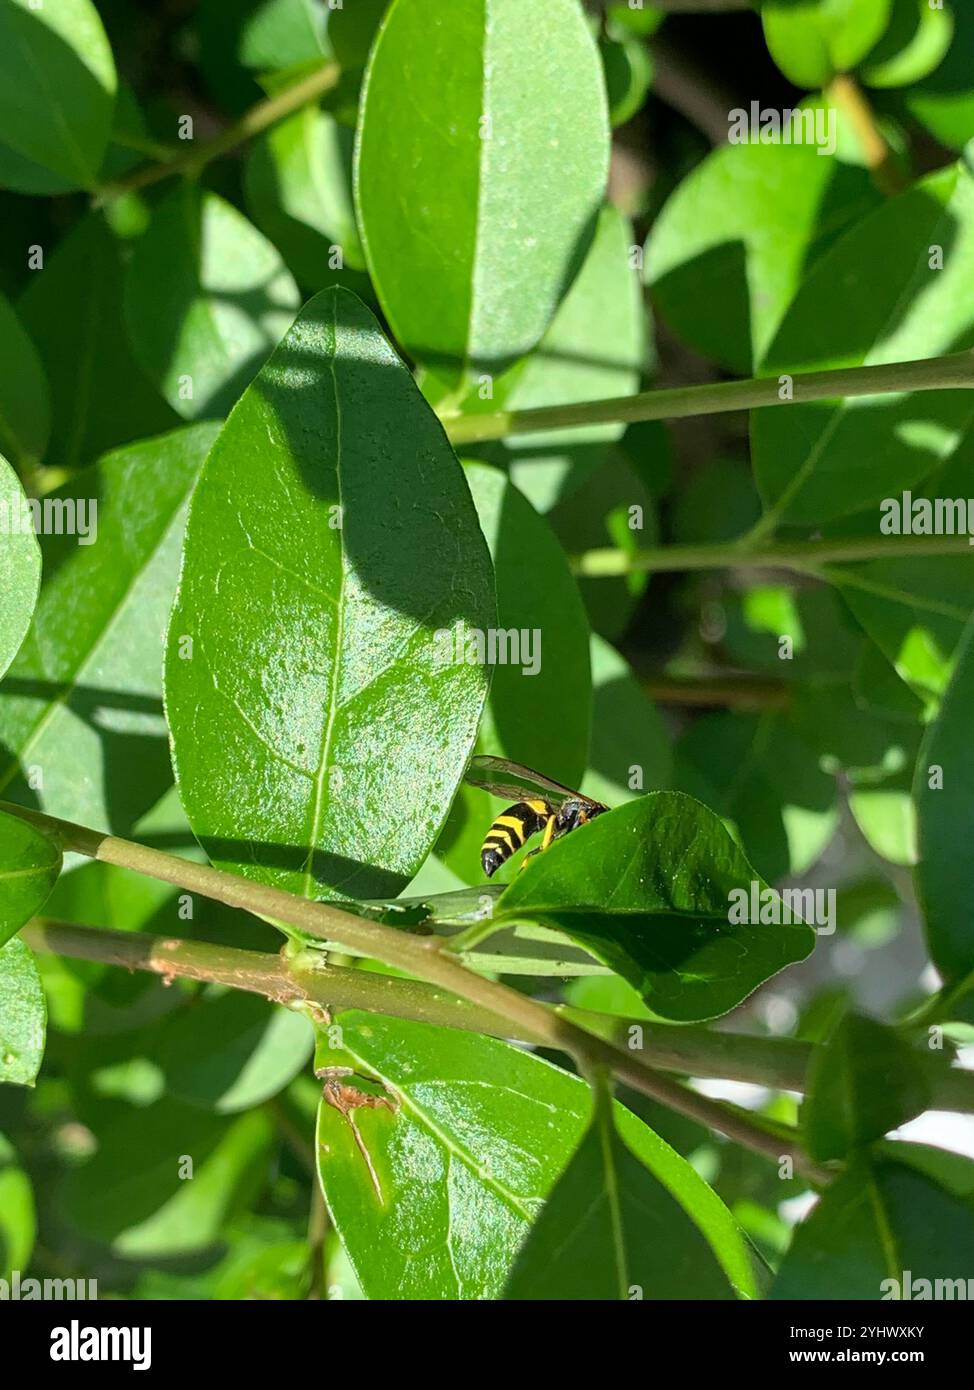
[
  {"xmin": 94, "ymin": 62, "xmax": 341, "ymax": 204},
  {"xmin": 441, "ymin": 351, "xmax": 974, "ymax": 444}
]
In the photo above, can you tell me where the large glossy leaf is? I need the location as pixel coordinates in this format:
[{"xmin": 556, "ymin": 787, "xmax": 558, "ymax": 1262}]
[
  {"xmin": 18, "ymin": 214, "xmax": 179, "ymax": 472},
  {"xmin": 314, "ymin": 1015, "xmax": 758, "ymax": 1301},
  {"xmin": 752, "ymin": 159, "xmax": 974, "ymax": 527},
  {"xmin": 504, "ymin": 1075, "xmax": 754, "ymax": 1300},
  {"xmin": 62, "ymin": 1097, "xmax": 273, "ymax": 1257},
  {"xmin": 0, "ymin": 455, "xmax": 40, "ymax": 682},
  {"xmin": 125, "ymin": 185, "xmax": 301, "ymax": 419},
  {"xmin": 772, "ymin": 1158, "xmax": 974, "ymax": 1298},
  {"xmin": 449, "ymin": 206, "xmax": 645, "ymax": 514},
  {"xmin": 495, "ymin": 793, "xmax": 815, "ymax": 1021},
  {"xmin": 436, "ymin": 461, "xmax": 591, "ymax": 884},
  {"xmin": 801, "ymin": 1013, "xmax": 931, "ymax": 1162},
  {"xmin": 0, "ymin": 807, "xmax": 60, "ymax": 951},
  {"xmin": 0, "ymin": 424, "xmax": 218, "ymax": 835},
  {"xmin": 166, "ymin": 287, "xmax": 494, "ymax": 902},
  {"xmin": 355, "ymin": 0, "xmax": 610, "ymax": 384},
  {"xmin": 762, "ymin": 0, "xmax": 893, "ymax": 88},
  {"xmin": 0, "ymin": 936, "xmax": 47, "ymax": 1086},
  {"xmin": 245, "ymin": 103, "xmax": 366, "ymax": 287},
  {"xmin": 915, "ymin": 611, "xmax": 974, "ymax": 983},
  {"xmin": 646, "ymin": 126, "xmax": 880, "ymax": 375},
  {"xmin": 0, "ymin": 0, "xmax": 116, "ymax": 193},
  {"xmin": 0, "ymin": 292, "xmax": 49, "ymax": 467}
]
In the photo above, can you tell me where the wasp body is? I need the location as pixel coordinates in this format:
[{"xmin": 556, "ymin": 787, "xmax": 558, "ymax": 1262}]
[{"xmin": 465, "ymin": 757, "xmax": 609, "ymax": 878}]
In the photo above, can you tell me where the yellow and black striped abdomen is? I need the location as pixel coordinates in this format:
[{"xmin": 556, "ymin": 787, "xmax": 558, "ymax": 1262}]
[{"xmin": 481, "ymin": 799, "xmax": 551, "ymax": 878}]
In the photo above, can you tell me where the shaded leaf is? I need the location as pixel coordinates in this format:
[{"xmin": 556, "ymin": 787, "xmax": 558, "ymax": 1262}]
[
  {"xmin": 0, "ymin": 1132, "xmax": 35, "ymax": 1274},
  {"xmin": 0, "ymin": 0, "xmax": 116, "ymax": 192},
  {"xmin": 801, "ymin": 1012, "xmax": 931, "ymax": 1162},
  {"xmin": 0, "ymin": 291, "xmax": 49, "ymax": 467},
  {"xmin": 18, "ymin": 213, "xmax": 179, "ymax": 471},
  {"xmin": 125, "ymin": 185, "xmax": 301, "ymax": 419},
  {"xmin": 915, "ymin": 610, "xmax": 974, "ymax": 982},
  {"xmin": 156, "ymin": 990, "xmax": 314, "ymax": 1114},
  {"xmin": 752, "ymin": 158, "xmax": 974, "ymax": 526},
  {"xmin": 773, "ymin": 1158, "xmax": 974, "ymax": 1298},
  {"xmin": 647, "ymin": 120, "xmax": 880, "ymax": 374},
  {"xmin": 62, "ymin": 1097, "xmax": 273, "ymax": 1257},
  {"xmin": 504, "ymin": 1075, "xmax": 753, "ymax": 1300},
  {"xmin": 0, "ymin": 807, "xmax": 60, "ymax": 951},
  {"xmin": 0, "ymin": 424, "xmax": 218, "ymax": 834}
]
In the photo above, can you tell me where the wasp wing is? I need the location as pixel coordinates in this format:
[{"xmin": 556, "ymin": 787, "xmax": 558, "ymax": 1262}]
[{"xmin": 464, "ymin": 755, "xmax": 602, "ymax": 810}]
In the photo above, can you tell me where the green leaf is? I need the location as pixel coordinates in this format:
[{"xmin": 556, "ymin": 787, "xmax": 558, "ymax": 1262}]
[
  {"xmin": 327, "ymin": 0, "xmax": 388, "ymax": 69},
  {"xmin": 155, "ymin": 991, "xmax": 314, "ymax": 1113},
  {"xmin": 0, "ymin": 455, "xmax": 40, "ymax": 681},
  {"xmin": 752, "ymin": 158, "xmax": 974, "ymax": 526},
  {"xmin": 125, "ymin": 185, "xmax": 301, "ymax": 420},
  {"xmin": 504, "ymin": 1074, "xmax": 753, "ymax": 1300},
  {"xmin": 582, "ymin": 634, "xmax": 671, "ymax": 809},
  {"xmin": 915, "ymin": 611, "xmax": 974, "ymax": 983},
  {"xmin": 772, "ymin": 1158, "xmax": 974, "ymax": 1298},
  {"xmin": 600, "ymin": 34, "xmax": 653, "ymax": 129},
  {"xmin": 495, "ymin": 793, "xmax": 815, "ymax": 1021},
  {"xmin": 905, "ymin": 6, "xmax": 974, "ymax": 151},
  {"xmin": 436, "ymin": 461, "xmax": 591, "ymax": 884},
  {"xmin": 801, "ymin": 1012, "xmax": 931, "ymax": 1162},
  {"xmin": 0, "ymin": 424, "xmax": 219, "ymax": 834},
  {"xmin": 0, "ymin": 292, "xmax": 49, "ymax": 467},
  {"xmin": 450, "ymin": 206, "xmax": 645, "ymax": 514},
  {"xmin": 0, "ymin": 1132, "xmax": 35, "ymax": 1275},
  {"xmin": 0, "ymin": 0, "xmax": 116, "ymax": 192},
  {"xmin": 62, "ymin": 1097, "xmax": 273, "ymax": 1257},
  {"xmin": 675, "ymin": 712, "xmax": 838, "ymax": 882},
  {"xmin": 315, "ymin": 1015, "xmax": 758, "ymax": 1300},
  {"xmin": 166, "ymin": 287, "xmax": 494, "ymax": 901},
  {"xmin": 245, "ymin": 103, "xmax": 366, "ymax": 288},
  {"xmin": 646, "ymin": 124, "xmax": 880, "ymax": 374},
  {"xmin": 355, "ymin": 0, "xmax": 610, "ymax": 384},
  {"xmin": 607, "ymin": 3, "xmax": 664, "ymax": 40},
  {"xmin": 861, "ymin": 0, "xmax": 954, "ymax": 89},
  {"xmin": 0, "ymin": 808, "xmax": 60, "ymax": 952},
  {"xmin": 548, "ymin": 448, "xmax": 658, "ymax": 641},
  {"xmin": 0, "ymin": 936, "xmax": 47, "ymax": 1085},
  {"xmin": 762, "ymin": 0, "xmax": 893, "ymax": 88},
  {"xmin": 17, "ymin": 213, "xmax": 179, "ymax": 472}
]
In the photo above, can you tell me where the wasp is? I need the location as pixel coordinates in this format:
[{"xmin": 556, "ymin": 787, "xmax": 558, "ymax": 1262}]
[{"xmin": 464, "ymin": 755, "xmax": 609, "ymax": 878}]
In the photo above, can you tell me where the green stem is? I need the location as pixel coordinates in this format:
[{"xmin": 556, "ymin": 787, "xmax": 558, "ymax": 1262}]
[
  {"xmin": 442, "ymin": 351, "xmax": 974, "ymax": 445},
  {"xmin": 6, "ymin": 801, "xmax": 829, "ymax": 1183},
  {"xmin": 572, "ymin": 534, "xmax": 973, "ymax": 578},
  {"xmin": 22, "ymin": 919, "xmax": 974, "ymax": 1115},
  {"xmin": 95, "ymin": 62, "xmax": 341, "ymax": 203}
]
